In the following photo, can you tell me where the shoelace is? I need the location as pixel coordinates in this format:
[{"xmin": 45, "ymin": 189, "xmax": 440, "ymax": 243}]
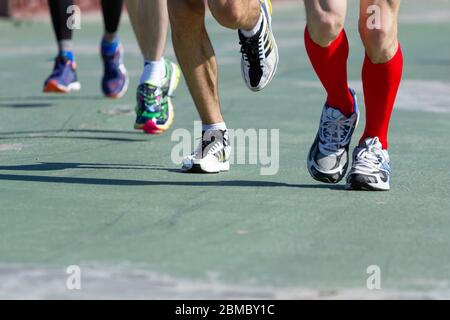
[
  {"xmin": 355, "ymin": 149, "xmax": 382, "ymax": 170},
  {"xmin": 240, "ymin": 35, "xmax": 263, "ymax": 68},
  {"xmin": 320, "ymin": 114, "xmax": 355, "ymax": 152},
  {"xmin": 138, "ymin": 84, "xmax": 163, "ymax": 113},
  {"xmin": 354, "ymin": 140, "xmax": 387, "ymax": 171}
]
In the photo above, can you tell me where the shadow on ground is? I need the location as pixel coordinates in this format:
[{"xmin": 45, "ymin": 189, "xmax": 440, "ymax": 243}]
[
  {"xmin": 0, "ymin": 172, "xmax": 345, "ymax": 190},
  {"xmin": 0, "ymin": 129, "xmax": 148, "ymax": 142},
  {"xmin": 0, "ymin": 102, "xmax": 53, "ymax": 108}
]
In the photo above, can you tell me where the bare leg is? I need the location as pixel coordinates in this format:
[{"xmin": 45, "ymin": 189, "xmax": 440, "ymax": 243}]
[
  {"xmin": 168, "ymin": 0, "xmax": 221, "ymax": 124},
  {"xmin": 168, "ymin": 0, "xmax": 262, "ymax": 124},
  {"xmin": 208, "ymin": 0, "xmax": 260, "ymax": 30},
  {"xmin": 125, "ymin": 0, "xmax": 168, "ymax": 61},
  {"xmin": 359, "ymin": 0, "xmax": 400, "ymax": 63}
]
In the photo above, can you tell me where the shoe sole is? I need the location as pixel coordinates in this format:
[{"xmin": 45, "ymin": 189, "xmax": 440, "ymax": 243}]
[
  {"xmin": 346, "ymin": 181, "xmax": 390, "ymax": 191},
  {"xmin": 167, "ymin": 60, "xmax": 182, "ymax": 97},
  {"xmin": 134, "ymin": 61, "xmax": 181, "ymax": 134},
  {"xmin": 182, "ymin": 161, "xmax": 230, "ymax": 174},
  {"xmin": 141, "ymin": 101, "xmax": 175, "ymax": 135},
  {"xmin": 43, "ymin": 80, "xmax": 81, "ymax": 94},
  {"xmin": 346, "ymin": 173, "xmax": 390, "ymax": 191},
  {"xmin": 104, "ymin": 68, "xmax": 130, "ymax": 99},
  {"xmin": 307, "ymin": 156, "xmax": 348, "ymax": 184}
]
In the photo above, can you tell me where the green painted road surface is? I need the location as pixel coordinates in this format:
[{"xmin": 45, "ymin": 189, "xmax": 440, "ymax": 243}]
[{"xmin": 1, "ymin": 1, "xmax": 450, "ymax": 299}]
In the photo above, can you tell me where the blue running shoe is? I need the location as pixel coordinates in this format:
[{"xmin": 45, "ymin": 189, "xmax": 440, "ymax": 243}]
[
  {"xmin": 43, "ymin": 55, "xmax": 80, "ymax": 93},
  {"xmin": 101, "ymin": 41, "xmax": 129, "ymax": 99}
]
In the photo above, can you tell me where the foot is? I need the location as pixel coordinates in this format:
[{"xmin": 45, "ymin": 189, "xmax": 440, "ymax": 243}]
[
  {"xmin": 43, "ymin": 55, "xmax": 80, "ymax": 93},
  {"xmin": 181, "ymin": 129, "xmax": 231, "ymax": 173},
  {"xmin": 134, "ymin": 59, "xmax": 181, "ymax": 134},
  {"xmin": 307, "ymin": 89, "xmax": 359, "ymax": 183},
  {"xmin": 238, "ymin": 0, "xmax": 279, "ymax": 92},
  {"xmin": 101, "ymin": 41, "xmax": 129, "ymax": 98},
  {"xmin": 346, "ymin": 137, "xmax": 391, "ymax": 191}
]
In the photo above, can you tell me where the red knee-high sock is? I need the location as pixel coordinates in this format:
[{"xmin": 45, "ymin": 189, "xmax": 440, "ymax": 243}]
[
  {"xmin": 304, "ymin": 27, "xmax": 354, "ymax": 116},
  {"xmin": 361, "ymin": 45, "xmax": 403, "ymax": 149}
]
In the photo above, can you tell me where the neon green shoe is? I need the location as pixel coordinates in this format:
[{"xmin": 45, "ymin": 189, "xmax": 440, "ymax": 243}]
[{"xmin": 134, "ymin": 59, "xmax": 181, "ymax": 134}]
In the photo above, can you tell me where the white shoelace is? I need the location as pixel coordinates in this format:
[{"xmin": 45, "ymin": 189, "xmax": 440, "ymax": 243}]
[
  {"xmin": 355, "ymin": 148, "xmax": 382, "ymax": 170},
  {"xmin": 354, "ymin": 138, "xmax": 389, "ymax": 172},
  {"xmin": 319, "ymin": 113, "xmax": 355, "ymax": 153}
]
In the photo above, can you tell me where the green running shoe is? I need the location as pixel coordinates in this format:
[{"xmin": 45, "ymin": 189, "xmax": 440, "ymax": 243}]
[{"xmin": 134, "ymin": 58, "xmax": 181, "ymax": 134}]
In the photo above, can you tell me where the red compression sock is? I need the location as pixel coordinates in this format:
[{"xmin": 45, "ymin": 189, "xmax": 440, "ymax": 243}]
[
  {"xmin": 304, "ymin": 26, "xmax": 354, "ymax": 116},
  {"xmin": 361, "ymin": 45, "xmax": 403, "ymax": 149}
]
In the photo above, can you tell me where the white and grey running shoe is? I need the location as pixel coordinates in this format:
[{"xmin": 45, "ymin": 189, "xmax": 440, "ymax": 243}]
[
  {"xmin": 307, "ymin": 89, "xmax": 359, "ymax": 183},
  {"xmin": 346, "ymin": 137, "xmax": 391, "ymax": 191},
  {"xmin": 238, "ymin": 0, "xmax": 279, "ymax": 92},
  {"xmin": 181, "ymin": 129, "xmax": 231, "ymax": 173}
]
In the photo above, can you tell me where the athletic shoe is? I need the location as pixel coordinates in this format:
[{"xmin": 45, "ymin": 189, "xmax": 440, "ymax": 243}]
[
  {"xmin": 43, "ymin": 55, "xmax": 81, "ymax": 93},
  {"xmin": 346, "ymin": 137, "xmax": 391, "ymax": 191},
  {"xmin": 134, "ymin": 59, "xmax": 181, "ymax": 134},
  {"xmin": 181, "ymin": 129, "xmax": 231, "ymax": 173},
  {"xmin": 307, "ymin": 89, "xmax": 359, "ymax": 183},
  {"xmin": 101, "ymin": 42, "xmax": 129, "ymax": 98},
  {"xmin": 238, "ymin": 0, "xmax": 279, "ymax": 91}
]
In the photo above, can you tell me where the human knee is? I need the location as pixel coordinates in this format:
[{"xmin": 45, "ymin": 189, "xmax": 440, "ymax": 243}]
[
  {"xmin": 168, "ymin": 0, "xmax": 205, "ymax": 35},
  {"xmin": 208, "ymin": 0, "xmax": 250, "ymax": 29},
  {"xmin": 359, "ymin": 17, "xmax": 398, "ymax": 63},
  {"xmin": 307, "ymin": 12, "xmax": 345, "ymax": 47}
]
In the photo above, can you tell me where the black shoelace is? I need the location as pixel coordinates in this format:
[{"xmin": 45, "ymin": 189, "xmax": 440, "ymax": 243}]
[{"xmin": 240, "ymin": 35, "xmax": 262, "ymax": 68}]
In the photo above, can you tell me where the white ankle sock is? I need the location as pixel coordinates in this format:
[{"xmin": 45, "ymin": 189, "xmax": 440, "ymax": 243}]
[
  {"xmin": 240, "ymin": 11, "xmax": 263, "ymax": 38},
  {"xmin": 202, "ymin": 122, "xmax": 227, "ymax": 131},
  {"xmin": 140, "ymin": 58, "xmax": 166, "ymax": 86}
]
